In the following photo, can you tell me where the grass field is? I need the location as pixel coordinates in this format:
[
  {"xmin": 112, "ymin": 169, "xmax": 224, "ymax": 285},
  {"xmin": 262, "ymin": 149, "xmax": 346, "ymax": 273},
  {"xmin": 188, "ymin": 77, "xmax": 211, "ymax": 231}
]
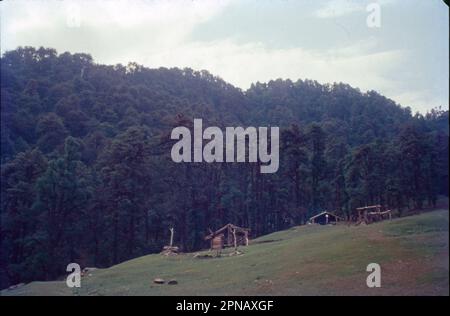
[{"xmin": 3, "ymin": 209, "xmax": 448, "ymax": 296}]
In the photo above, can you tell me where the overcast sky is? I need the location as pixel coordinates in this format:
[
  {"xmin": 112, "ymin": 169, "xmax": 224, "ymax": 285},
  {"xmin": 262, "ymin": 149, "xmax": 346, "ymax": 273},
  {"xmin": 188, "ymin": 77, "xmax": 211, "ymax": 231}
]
[{"xmin": 1, "ymin": 0, "xmax": 448, "ymax": 113}]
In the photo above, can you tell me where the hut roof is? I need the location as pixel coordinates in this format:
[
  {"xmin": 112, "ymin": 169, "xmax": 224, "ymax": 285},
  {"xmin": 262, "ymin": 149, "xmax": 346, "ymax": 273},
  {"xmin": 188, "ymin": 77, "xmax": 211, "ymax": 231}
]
[
  {"xmin": 309, "ymin": 211, "xmax": 342, "ymax": 221},
  {"xmin": 356, "ymin": 205, "xmax": 382, "ymax": 211}
]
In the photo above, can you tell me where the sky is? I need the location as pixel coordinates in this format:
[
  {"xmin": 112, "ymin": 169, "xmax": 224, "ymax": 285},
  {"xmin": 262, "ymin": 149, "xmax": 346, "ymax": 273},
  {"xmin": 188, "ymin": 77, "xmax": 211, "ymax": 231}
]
[{"xmin": 1, "ymin": 0, "xmax": 448, "ymax": 114}]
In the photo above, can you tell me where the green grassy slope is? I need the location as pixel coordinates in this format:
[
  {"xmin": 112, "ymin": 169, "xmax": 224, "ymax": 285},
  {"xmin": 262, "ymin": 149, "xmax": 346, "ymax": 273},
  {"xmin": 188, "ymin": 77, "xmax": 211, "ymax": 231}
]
[{"xmin": 3, "ymin": 210, "xmax": 448, "ymax": 296}]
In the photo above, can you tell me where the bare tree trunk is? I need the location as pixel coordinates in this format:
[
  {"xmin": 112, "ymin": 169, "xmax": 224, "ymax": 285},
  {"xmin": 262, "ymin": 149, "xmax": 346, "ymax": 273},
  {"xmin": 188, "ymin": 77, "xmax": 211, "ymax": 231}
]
[
  {"xmin": 169, "ymin": 227, "xmax": 174, "ymax": 247},
  {"xmin": 232, "ymin": 228, "xmax": 237, "ymax": 252}
]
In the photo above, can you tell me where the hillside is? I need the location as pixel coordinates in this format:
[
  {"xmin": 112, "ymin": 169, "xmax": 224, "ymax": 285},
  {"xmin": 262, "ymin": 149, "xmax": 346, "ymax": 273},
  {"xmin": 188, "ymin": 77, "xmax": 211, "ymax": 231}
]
[
  {"xmin": 3, "ymin": 209, "xmax": 448, "ymax": 296},
  {"xmin": 1, "ymin": 47, "xmax": 449, "ymax": 289}
]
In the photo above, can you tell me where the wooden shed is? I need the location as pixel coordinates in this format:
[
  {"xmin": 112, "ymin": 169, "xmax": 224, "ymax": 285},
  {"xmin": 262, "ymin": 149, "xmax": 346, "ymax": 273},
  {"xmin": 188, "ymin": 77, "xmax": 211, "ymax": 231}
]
[
  {"xmin": 205, "ymin": 223, "xmax": 250, "ymax": 250},
  {"xmin": 309, "ymin": 211, "xmax": 342, "ymax": 225},
  {"xmin": 354, "ymin": 205, "xmax": 392, "ymax": 224}
]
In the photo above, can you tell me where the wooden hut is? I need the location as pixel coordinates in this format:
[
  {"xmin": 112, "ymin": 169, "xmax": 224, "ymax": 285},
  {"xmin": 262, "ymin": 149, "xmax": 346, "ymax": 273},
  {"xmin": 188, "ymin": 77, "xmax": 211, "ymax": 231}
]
[
  {"xmin": 308, "ymin": 211, "xmax": 342, "ymax": 225},
  {"xmin": 205, "ymin": 224, "xmax": 250, "ymax": 250},
  {"xmin": 354, "ymin": 205, "xmax": 392, "ymax": 224}
]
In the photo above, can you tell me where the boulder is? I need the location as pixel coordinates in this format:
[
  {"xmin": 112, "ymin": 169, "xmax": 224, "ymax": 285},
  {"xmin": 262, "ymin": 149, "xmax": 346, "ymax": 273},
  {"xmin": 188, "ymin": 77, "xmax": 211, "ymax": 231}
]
[{"xmin": 153, "ymin": 278, "xmax": 165, "ymax": 284}]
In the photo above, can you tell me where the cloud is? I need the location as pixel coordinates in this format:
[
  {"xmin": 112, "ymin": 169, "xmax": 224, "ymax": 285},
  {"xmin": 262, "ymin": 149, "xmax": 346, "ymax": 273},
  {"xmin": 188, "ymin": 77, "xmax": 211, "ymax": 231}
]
[
  {"xmin": 392, "ymin": 91, "xmax": 447, "ymax": 114},
  {"xmin": 0, "ymin": 1, "xmax": 402, "ymax": 88},
  {"xmin": 1, "ymin": 0, "xmax": 231, "ymax": 57},
  {"xmin": 143, "ymin": 37, "xmax": 404, "ymax": 97}
]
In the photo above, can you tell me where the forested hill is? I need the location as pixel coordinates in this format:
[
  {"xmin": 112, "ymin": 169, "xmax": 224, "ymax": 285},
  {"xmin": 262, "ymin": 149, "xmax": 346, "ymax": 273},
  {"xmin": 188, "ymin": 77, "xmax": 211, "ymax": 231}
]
[
  {"xmin": 1, "ymin": 47, "xmax": 448, "ymax": 157},
  {"xmin": 1, "ymin": 47, "xmax": 448, "ymax": 288}
]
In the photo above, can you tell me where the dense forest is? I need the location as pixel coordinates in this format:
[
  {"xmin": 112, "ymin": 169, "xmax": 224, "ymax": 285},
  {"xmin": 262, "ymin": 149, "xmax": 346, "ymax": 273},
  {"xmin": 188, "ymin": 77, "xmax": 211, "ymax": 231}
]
[{"xmin": 1, "ymin": 47, "xmax": 448, "ymax": 288}]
